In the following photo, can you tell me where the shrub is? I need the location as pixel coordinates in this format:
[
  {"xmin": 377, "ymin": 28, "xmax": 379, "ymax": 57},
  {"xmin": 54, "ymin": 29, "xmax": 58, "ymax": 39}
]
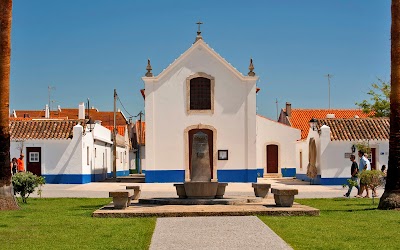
[
  {"xmin": 359, "ymin": 170, "xmax": 384, "ymax": 203},
  {"xmin": 12, "ymin": 172, "xmax": 46, "ymax": 203}
]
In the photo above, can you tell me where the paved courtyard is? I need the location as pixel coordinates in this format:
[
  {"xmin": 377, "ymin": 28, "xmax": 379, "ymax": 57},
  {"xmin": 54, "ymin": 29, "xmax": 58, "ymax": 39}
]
[{"xmin": 30, "ymin": 178, "xmax": 384, "ymax": 199}]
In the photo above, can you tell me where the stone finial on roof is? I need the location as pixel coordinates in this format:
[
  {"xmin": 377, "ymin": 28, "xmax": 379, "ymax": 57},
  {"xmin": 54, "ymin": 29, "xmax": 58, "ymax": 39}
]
[
  {"xmin": 194, "ymin": 21, "xmax": 203, "ymax": 43},
  {"xmin": 248, "ymin": 58, "xmax": 255, "ymax": 76},
  {"xmin": 145, "ymin": 59, "xmax": 153, "ymax": 77}
]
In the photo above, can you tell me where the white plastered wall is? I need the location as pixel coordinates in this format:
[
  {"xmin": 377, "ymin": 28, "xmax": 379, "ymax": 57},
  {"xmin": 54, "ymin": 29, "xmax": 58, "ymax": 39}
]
[
  {"xmin": 256, "ymin": 116, "xmax": 301, "ymax": 174},
  {"xmin": 144, "ymin": 42, "xmax": 257, "ymax": 174}
]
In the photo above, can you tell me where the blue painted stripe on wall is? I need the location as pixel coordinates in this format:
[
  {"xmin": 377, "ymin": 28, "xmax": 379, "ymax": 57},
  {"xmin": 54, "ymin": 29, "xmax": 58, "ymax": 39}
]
[
  {"xmin": 296, "ymin": 174, "xmax": 350, "ymax": 185},
  {"xmin": 217, "ymin": 169, "xmax": 257, "ymax": 183},
  {"xmin": 281, "ymin": 168, "xmax": 296, "ymax": 177},
  {"xmin": 143, "ymin": 169, "xmax": 258, "ymax": 183},
  {"xmin": 145, "ymin": 170, "xmax": 185, "ymax": 183},
  {"xmin": 256, "ymin": 169, "xmax": 264, "ymax": 178},
  {"xmin": 43, "ymin": 174, "xmax": 92, "ymax": 184}
]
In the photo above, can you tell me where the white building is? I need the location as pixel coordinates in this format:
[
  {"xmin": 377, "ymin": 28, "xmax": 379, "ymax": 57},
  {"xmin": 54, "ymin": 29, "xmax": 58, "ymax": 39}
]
[
  {"xmin": 140, "ymin": 32, "xmax": 300, "ymax": 183},
  {"xmin": 296, "ymin": 117, "xmax": 389, "ymax": 185},
  {"xmin": 10, "ymin": 119, "xmax": 129, "ymax": 184}
]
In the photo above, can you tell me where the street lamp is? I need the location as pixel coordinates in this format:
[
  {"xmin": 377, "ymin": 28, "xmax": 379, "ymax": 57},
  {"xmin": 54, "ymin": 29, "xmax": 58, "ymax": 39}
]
[
  {"xmin": 309, "ymin": 118, "xmax": 318, "ymax": 131},
  {"xmin": 87, "ymin": 118, "xmax": 95, "ymax": 132}
]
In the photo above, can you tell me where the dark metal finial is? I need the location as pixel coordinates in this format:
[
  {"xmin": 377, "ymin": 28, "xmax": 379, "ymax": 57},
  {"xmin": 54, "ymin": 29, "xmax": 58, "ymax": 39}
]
[
  {"xmin": 145, "ymin": 59, "xmax": 153, "ymax": 77},
  {"xmin": 248, "ymin": 58, "xmax": 255, "ymax": 76},
  {"xmin": 194, "ymin": 21, "xmax": 203, "ymax": 43}
]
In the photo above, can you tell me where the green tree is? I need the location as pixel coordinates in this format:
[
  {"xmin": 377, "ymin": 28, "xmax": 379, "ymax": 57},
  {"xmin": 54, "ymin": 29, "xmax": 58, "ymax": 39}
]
[
  {"xmin": 356, "ymin": 78, "xmax": 390, "ymax": 117},
  {"xmin": 0, "ymin": 0, "xmax": 18, "ymax": 210},
  {"xmin": 379, "ymin": 0, "xmax": 400, "ymax": 209}
]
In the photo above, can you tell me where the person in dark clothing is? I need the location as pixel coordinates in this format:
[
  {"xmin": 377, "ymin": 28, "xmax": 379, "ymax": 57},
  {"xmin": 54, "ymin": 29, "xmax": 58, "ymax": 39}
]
[{"xmin": 344, "ymin": 154, "xmax": 360, "ymax": 197}]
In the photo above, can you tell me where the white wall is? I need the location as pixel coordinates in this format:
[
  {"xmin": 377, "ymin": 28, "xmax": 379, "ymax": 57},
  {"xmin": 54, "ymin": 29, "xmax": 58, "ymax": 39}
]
[
  {"xmin": 144, "ymin": 41, "xmax": 257, "ymax": 174},
  {"xmin": 256, "ymin": 115, "xmax": 301, "ymax": 173},
  {"xmin": 296, "ymin": 126, "xmax": 389, "ymax": 179}
]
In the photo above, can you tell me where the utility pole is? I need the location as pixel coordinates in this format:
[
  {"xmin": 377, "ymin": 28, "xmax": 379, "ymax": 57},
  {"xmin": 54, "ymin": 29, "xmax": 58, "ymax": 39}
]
[
  {"xmin": 324, "ymin": 74, "xmax": 333, "ymax": 109},
  {"xmin": 275, "ymin": 98, "xmax": 279, "ymax": 120},
  {"xmin": 113, "ymin": 89, "xmax": 117, "ymax": 179},
  {"xmin": 138, "ymin": 111, "xmax": 143, "ymax": 174}
]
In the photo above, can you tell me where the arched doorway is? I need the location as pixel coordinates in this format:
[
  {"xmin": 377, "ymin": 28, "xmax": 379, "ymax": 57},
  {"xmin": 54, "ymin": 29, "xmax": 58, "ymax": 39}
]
[
  {"xmin": 188, "ymin": 129, "xmax": 213, "ymax": 181},
  {"xmin": 266, "ymin": 144, "xmax": 278, "ymax": 173}
]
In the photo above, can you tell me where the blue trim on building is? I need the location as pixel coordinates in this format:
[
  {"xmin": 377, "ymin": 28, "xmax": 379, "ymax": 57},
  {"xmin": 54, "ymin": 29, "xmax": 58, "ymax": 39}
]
[
  {"xmin": 145, "ymin": 170, "xmax": 185, "ymax": 183},
  {"xmin": 217, "ymin": 169, "xmax": 257, "ymax": 183},
  {"xmin": 43, "ymin": 174, "xmax": 92, "ymax": 184},
  {"xmin": 44, "ymin": 170, "xmax": 129, "ymax": 184},
  {"xmin": 143, "ymin": 169, "xmax": 258, "ymax": 183},
  {"xmin": 256, "ymin": 169, "xmax": 264, "ymax": 178},
  {"xmin": 296, "ymin": 174, "xmax": 349, "ymax": 185},
  {"xmin": 281, "ymin": 168, "xmax": 296, "ymax": 177}
]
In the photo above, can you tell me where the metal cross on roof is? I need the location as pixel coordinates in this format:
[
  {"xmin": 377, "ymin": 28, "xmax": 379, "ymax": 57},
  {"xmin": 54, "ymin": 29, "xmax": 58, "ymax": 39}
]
[{"xmin": 196, "ymin": 21, "xmax": 203, "ymax": 33}]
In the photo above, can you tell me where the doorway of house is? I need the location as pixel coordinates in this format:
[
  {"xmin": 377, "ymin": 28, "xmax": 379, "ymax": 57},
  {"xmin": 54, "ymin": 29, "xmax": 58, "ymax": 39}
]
[
  {"xmin": 266, "ymin": 144, "xmax": 278, "ymax": 173},
  {"xmin": 369, "ymin": 148, "xmax": 376, "ymax": 170},
  {"xmin": 26, "ymin": 147, "xmax": 41, "ymax": 176},
  {"xmin": 189, "ymin": 129, "xmax": 213, "ymax": 180}
]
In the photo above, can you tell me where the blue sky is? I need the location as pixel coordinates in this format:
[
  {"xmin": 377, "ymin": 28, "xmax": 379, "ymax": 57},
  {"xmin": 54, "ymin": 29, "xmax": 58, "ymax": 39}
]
[{"xmin": 10, "ymin": 0, "xmax": 391, "ymax": 120}]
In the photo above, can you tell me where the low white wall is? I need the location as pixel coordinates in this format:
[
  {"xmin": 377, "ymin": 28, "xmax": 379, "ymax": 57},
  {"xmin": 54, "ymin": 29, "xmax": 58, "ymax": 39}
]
[{"xmin": 256, "ymin": 115, "xmax": 301, "ymax": 173}]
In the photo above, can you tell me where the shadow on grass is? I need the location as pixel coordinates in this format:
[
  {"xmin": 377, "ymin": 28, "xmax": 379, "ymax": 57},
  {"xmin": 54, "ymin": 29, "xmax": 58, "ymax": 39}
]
[{"xmin": 324, "ymin": 208, "xmax": 377, "ymax": 212}]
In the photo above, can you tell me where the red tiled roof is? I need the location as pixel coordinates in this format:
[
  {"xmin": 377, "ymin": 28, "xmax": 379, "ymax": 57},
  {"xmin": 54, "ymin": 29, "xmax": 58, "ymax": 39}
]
[
  {"xmin": 135, "ymin": 120, "xmax": 145, "ymax": 145},
  {"xmin": 10, "ymin": 120, "xmax": 80, "ymax": 140},
  {"xmin": 13, "ymin": 108, "xmax": 127, "ymax": 126},
  {"xmin": 288, "ymin": 109, "xmax": 371, "ymax": 140},
  {"xmin": 317, "ymin": 118, "xmax": 389, "ymax": 141},
  {"xmin": 104, "ymin": 125, "xmax": 126, "ymax": 136}
]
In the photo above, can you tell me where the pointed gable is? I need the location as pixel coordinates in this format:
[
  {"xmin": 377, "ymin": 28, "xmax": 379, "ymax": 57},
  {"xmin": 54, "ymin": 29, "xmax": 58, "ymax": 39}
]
[{"xmin": 143, "ymin": 39, "xmax": 257, "ymax": 82}]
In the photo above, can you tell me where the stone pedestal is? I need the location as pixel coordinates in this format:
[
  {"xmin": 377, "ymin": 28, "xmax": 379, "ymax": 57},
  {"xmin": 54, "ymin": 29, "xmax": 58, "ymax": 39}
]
[
  {"xmin": 126, "ymin": 185, "xmax": 142, "ymax": 200},
  {"xmin": 109, "ymin": 190, "xmax": 134, "ymax": 209},
  {"xmin": 216, "ymin": 183, "xmax": 228, "ymax": 198},
  {"xmin": 252, "ymin": 183, "xmax": 271, "ymax": 198},
  {"xmin": 184, "ymin": 182, "xmax": 219, "ymax": 199},
  {"xmin": 271, "ymin": 188, "xmax": 298, "ymax": 207},
  {"xmin": 174, "ymin": 184, "xmax": 187, "ymax": 198}
]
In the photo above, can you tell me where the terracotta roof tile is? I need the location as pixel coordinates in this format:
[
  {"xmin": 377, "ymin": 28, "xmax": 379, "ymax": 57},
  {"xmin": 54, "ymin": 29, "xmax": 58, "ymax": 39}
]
[
  {"xmin": 10, "ymin": 120, "xmax": 80, "ymax": 140},
  {"xmin": 13, "ymin": 109, "xmax": 127, "ymax": 126},
  {"xmin": 289, "ymin": 109, "xmax": 371, "ymax": 139},
  {"xmin": 104, "ymin": 125, "xmax": 126, "ymax": 136},
  {"xmin": 317, "ymin": 118, "xmax": 389, "ymax": 141}
]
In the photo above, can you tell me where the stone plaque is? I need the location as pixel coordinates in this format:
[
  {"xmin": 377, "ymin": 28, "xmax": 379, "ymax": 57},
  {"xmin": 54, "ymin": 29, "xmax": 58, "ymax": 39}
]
[{"xmin": 190, "ymin": 132, "xmax": 211, "ymax": 182}]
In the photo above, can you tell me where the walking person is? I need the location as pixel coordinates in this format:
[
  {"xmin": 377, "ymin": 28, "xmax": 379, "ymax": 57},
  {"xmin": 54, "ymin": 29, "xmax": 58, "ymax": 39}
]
[
  {"xmin": 358, "ymin": 150, "xmax": 371, "ymax": 198},
  {"xmin": 344, "ymin": 154, "xmax": 360, "ymax": 197},
  {"xmin": 17, "ymin": 154, "xmax": 25, "ymax": 172},
  {"xmin": 10, "ymin": 157, "xmax": 17, "ymax": 175}
]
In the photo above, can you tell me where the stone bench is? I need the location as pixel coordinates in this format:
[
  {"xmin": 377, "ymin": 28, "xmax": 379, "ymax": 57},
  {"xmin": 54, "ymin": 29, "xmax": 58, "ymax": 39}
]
[
  {"xmin": 271, "ymin": 188, "xmax": 298, "ymax": 207},
  {"xmin": 109, "ymin": 189, "xmax": 134, "ymax": 209},
  {"xmin": 126, "ymin": 185, "xmax": 141, "ymax": 200},
  {"xmin": 174, "ymin": 184, "xmax": 187, "ymax": 199},
  {"xmin": 252, "ymin": 183, "xmax": 271, "ymax": 198}
]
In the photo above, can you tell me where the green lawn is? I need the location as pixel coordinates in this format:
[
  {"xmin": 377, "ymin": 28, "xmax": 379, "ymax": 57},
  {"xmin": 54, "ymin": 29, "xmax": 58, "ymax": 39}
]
[
  {"xmin": 259, "ymin": 198, "xmax": 400, "ymax": 250},
  {"xmin": 0, "ymin": 198, "xmax": 156, "ymax": 250},
  {"xmin": 1, "ymin": 198, "xmax": 399, "ymax": 250}
]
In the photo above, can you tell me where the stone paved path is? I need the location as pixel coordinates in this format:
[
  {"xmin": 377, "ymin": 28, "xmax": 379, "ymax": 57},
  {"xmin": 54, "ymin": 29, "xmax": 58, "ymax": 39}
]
[{"xmin": 149, "ymin": 216, "xmax": 293, "ymax": 250}]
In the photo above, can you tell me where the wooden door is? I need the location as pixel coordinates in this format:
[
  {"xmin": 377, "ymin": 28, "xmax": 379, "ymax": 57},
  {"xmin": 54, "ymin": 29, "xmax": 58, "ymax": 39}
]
[
  {"xmin": 189, "ymin": 129, "xmax": 213, "ymax": 179},
  {"xmin": 266, "ymin": 145, "xmax": 278, "ymax": 173},
  {"xmin": 370, "ymin": 148, "xmax": 376, "ymax": 170},
  {"xmin": 26, "ymin": 147, "xmax": 42, "ymax": 176}
]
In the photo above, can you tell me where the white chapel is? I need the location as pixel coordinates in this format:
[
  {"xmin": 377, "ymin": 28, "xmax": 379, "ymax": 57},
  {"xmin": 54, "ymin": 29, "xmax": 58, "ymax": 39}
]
[{"xmin": 140, "ymin": 28, "xmax": 300, "ymax": 183}]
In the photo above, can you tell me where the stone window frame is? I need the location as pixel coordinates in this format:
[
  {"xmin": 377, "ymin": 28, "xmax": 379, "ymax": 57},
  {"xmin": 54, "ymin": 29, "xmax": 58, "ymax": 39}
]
[{"xmin": 186, "ymin": 72, "xmax": 215, "ymax": 115}]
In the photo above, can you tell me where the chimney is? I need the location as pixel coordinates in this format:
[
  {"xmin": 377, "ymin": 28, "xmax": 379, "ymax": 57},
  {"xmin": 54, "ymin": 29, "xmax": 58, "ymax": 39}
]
[
  {"xmin": 45, "ymin": 104, "xmax": 50, "ymax": 118},
  {"xmin": 78, "ymin": 102, "xmax": 85, "ymax": 119},
  {"xmin": 57, "ymin": 105, "xmax": 61, "ymax": 112},
  {"xmin": 286, "ymin": 102, "xmax": 292, "ymax": 117},
  {"xmin": 326, "ymin": 114, "xmax": 335, "ymax": 118}
]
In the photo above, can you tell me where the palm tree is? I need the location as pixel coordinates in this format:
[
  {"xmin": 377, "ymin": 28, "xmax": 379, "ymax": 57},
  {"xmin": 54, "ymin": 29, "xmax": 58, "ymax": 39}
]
[
  {"xmin": 0, "ymin": 0, "xmax": 18, "ymax": 210},
  {"xmin": 379, "ymin": 0, "xmax": 400, "ymax": 209}
]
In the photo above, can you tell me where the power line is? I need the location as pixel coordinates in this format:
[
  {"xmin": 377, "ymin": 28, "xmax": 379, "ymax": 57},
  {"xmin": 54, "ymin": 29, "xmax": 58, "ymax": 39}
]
[{"xmin": 116, "ymin": 93, "xmax": 134, "ymax": 118}]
